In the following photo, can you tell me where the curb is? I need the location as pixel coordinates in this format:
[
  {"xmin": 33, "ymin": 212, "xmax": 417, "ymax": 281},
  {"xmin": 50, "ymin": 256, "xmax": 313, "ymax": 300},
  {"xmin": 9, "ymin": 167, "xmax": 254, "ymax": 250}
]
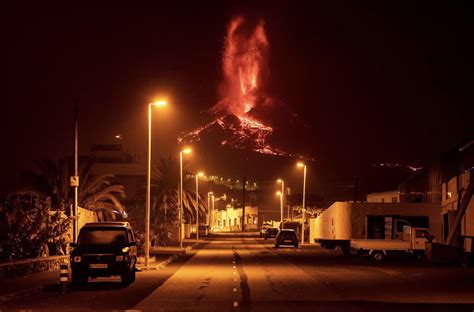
[{"xmin": 136, "ymin": 254, "xmax": 179, "ymax": 270}]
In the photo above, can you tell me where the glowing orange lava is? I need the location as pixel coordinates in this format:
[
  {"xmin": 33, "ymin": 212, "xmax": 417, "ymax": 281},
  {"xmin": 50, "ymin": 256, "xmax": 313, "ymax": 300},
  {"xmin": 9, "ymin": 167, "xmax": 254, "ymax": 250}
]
[{"xmin": 179, "ymin": 17, "xmax": 294, "ymax": 157}]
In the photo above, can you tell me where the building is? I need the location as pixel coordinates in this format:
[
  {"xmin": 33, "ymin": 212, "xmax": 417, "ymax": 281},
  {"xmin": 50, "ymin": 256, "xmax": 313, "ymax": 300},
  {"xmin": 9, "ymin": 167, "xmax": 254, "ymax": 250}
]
[
  {"xmin": 439, "ymin": 139, "xmax": 473, "ymax": 253},
  {"xmin": 367, "ymin": 190, "xmax": 400, "ymax": 203},
  {"xmin": 212, "ymin": 205, "xmax": 258, "ymax": 232}
]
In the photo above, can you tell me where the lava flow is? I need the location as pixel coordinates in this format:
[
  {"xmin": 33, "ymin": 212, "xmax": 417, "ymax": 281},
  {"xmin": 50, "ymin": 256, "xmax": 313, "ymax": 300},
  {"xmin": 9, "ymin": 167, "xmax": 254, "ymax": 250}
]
[{"xmin": 179, "ymin": 17, "xmax": 298, "ymax": 157}]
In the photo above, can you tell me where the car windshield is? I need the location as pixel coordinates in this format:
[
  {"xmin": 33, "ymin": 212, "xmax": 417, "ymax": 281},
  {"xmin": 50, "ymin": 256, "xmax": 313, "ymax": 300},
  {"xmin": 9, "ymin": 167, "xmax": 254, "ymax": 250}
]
[
  {"xmin": 281, "ymin": 232, "xmax": 295, "ymax": 239},
  {"xmin": 78, "ymin": 228, "xmax": 128, "ymax": 245}
]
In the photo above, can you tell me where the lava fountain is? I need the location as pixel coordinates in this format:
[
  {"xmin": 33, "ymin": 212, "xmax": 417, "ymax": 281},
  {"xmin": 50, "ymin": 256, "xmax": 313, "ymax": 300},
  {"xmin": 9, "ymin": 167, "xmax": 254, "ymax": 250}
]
[{"xmin": 179, "ymin": 17, "xmax": 301, "ymax": 157}]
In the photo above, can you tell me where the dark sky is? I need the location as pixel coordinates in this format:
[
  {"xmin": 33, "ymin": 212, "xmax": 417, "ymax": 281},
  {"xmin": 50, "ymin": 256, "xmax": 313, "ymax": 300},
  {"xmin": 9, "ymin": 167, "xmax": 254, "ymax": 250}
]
[{"xmin": 4, "ymin": 3, "xmax": 473, "ymax": 199}]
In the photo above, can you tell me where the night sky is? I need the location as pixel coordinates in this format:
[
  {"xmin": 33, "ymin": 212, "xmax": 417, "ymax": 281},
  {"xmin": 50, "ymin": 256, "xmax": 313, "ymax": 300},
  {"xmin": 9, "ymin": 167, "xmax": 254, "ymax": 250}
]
[{"xmin": 4, "ymin": 3, "xmax": 473, "ymax": 200}]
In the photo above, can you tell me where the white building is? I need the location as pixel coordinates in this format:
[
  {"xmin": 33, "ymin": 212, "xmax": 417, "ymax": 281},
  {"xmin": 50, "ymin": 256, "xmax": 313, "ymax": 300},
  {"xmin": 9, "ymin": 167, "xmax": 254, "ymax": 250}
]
[{"xmin": 212, "ymin": 205, "xmax": 258, "ymax": 232}]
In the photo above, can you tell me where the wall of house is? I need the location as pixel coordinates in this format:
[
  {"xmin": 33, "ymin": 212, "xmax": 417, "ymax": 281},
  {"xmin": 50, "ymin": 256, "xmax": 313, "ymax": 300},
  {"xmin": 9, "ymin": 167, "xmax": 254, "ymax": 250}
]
[
  {"xmin": 367, "ymin": 191, "xmax": 400, "ymax": 203},
  {"xmin": 441, "ymin": 169, "xmax": 473, "ymax": 252},
  {"xmin": 212, "ymin": 205, "xmax": 258, "ymax": 232}
]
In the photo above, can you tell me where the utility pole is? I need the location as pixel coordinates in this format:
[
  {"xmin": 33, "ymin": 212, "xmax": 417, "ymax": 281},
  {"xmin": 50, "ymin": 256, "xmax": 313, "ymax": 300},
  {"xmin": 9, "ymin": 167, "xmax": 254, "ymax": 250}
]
[
  {"xmin": 242, "ymin": 177, "xmax": 246, "ymax": 231},
  {"xmin": 353, "ymin": 177, "xmax": 360, "ymax": 203},
  {"xmin": 287, "ymin": 187, "xmax": 291, "ymax": 221},
  {"xmin": 71, "ymin": 101, "xmax": 79, "ymax": 243}
]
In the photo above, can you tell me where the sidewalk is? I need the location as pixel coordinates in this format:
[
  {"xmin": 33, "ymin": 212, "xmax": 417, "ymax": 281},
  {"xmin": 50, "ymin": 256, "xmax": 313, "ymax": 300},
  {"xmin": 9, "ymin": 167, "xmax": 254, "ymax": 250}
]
[{"xmin": 0, "ymin": 270, "xmax": 59, "ymax": 305}]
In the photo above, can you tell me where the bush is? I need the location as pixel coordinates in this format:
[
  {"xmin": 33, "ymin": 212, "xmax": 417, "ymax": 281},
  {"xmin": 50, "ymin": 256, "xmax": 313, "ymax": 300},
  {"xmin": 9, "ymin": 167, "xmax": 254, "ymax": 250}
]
[{"xmin": 0, "ymin": 193, "xmax": 70, "ymax": 261}]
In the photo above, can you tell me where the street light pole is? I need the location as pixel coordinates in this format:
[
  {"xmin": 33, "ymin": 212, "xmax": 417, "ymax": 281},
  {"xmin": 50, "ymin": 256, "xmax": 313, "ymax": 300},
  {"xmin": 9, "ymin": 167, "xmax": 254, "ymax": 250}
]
[
  {"xmin": 297, "ymin": 163, "xmax": 307, "ymax": 245},
  {"xmin": 145, "ymin": 100, "xmax": 167, "ymax": 268},
  {"xmin": 195, "ymin": 172, "xmax": 203, "ymax": 242},
  {"xmin": 277, "ymin": 179, "xmax": 284, "ymax": 229},
  {"xmin": 208, "ymin": 191, "xmax": 213, "ymax": 230},
  {"xmin": 179, "ymin": 148, "xmax": 192, "ymax": 250}
]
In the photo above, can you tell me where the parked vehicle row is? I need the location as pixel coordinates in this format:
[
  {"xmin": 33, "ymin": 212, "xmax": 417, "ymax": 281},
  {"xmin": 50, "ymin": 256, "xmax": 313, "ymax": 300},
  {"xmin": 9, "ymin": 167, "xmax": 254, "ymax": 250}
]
[{"xmin": 261, "ymin": 227, "xmax": 299, "ymax": 248}]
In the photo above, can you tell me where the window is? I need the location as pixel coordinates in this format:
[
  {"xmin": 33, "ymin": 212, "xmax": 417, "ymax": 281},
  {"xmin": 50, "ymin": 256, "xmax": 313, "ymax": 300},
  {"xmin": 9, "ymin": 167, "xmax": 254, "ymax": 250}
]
[
  {"xmin": 415, "ymin": 229, "xmax": 431, "ymax": 239},
  {"xmin": 127, "ymin": 229, "xmax": 134, "ymax": 242},
  {"xmin": 79, "ymin": 229, "xmax": 127, "ymax": 245}
]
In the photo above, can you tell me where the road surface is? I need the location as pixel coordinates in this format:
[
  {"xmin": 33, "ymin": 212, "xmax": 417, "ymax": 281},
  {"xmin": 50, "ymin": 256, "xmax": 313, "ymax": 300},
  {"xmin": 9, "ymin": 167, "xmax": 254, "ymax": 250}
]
[{"xmin": 2, "ymin": 232, "xmax": 474, "ymax": 311}]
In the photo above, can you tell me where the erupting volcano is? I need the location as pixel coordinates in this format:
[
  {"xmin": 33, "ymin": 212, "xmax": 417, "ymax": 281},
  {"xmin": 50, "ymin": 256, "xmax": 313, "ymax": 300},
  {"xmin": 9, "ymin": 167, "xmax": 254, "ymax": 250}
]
[{"xmin": 179, "ymin": 17, "xmax": 308, "ymax": 158}]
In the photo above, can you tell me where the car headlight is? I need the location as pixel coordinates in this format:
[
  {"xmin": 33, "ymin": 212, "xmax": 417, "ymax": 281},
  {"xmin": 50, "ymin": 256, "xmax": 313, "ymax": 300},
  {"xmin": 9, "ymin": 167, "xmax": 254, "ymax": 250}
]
[
  {"xmin": 116, "ymin": 255, "xmax": 124, "ymax": 261},
  {"xmin": 73, "ymin": 256, "xmax": 81, "ymax": 262},
  {"xmin": 122, "ymin": 247, "xmax": 130, "ymax": 253}
]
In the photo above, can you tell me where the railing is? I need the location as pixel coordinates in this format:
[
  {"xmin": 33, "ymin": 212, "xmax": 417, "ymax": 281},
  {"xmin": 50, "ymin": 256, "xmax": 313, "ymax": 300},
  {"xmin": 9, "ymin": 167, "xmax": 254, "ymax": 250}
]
[{"xmin": 0, "ymin": 255, "xmax": 69, "ymax": 279}]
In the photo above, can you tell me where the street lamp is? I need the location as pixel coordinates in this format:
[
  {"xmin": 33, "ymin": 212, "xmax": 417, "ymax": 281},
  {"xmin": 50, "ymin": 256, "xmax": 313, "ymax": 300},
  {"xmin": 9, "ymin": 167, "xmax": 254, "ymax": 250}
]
[
  {"xmin": 276, "ymin": 191, "xmax": 283, "ymax": 230},
  {"xmin": 179, "ymin": 147, "xmax": 192, "ymax": 249},
  {"xmin": 296, "ymin": 162, "xmax": 307, "ymax": 245},
  {"xmin": 277, "ymin": 179, "xmax": 285, "ymax": 229},
  {"xmin": 195, "ymin": 172, "xmax": 204, "ymax": 242},
  {"xmin": 145, "ymin": 99, "xmax": 168, "ymax": 268},
  {"xmin": 208, "ymin": 191, "xmax": 214, "ymax": 230}
]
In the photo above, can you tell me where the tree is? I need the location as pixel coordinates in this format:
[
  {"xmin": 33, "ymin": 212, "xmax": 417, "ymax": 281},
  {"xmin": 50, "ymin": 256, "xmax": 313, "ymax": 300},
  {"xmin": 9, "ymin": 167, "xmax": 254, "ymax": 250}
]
[
  {"xmin": 22, "ymin": 157, "xmax": 126, "ymax": 220},
  {"xmin": 133, "ymin": 156, "xmax": 206, "ymax": 245},
  {"xmin": 0, "ymin": 191, "xmax": 70, "ymax": 260}
]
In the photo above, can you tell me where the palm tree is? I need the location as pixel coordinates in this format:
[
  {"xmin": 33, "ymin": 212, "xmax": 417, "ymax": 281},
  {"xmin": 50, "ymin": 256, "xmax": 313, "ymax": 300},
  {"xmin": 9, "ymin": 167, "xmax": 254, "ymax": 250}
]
[
  {"xmin": 22, "ymin": 157, "xmax": 125, "ymax": 220},
  {"xmin": 134, "ymin": 156, "xmax": 206, "ymax": 230}
]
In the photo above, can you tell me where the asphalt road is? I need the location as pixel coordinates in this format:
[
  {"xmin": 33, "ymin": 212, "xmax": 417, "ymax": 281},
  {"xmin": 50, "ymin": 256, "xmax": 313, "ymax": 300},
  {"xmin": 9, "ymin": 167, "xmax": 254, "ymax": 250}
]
[{"xmin": 2, "ymin": 233, "xmax": 474, "ymax": 311}]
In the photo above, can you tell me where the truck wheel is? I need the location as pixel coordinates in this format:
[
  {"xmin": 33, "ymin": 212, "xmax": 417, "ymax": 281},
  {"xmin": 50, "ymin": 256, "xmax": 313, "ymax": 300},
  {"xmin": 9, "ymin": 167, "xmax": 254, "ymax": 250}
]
[{"xmin": 372, "ymin": 251, "xmax": 384, "ymax": 262}]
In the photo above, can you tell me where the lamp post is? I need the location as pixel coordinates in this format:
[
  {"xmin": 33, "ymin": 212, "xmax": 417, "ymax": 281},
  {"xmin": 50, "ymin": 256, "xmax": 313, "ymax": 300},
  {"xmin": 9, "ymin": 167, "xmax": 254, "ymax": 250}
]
[
  {"xmin": 208, "ymin": 191, "xmax": 214, "ymax": 230},
  {"xmin": 277, "ymin": 179, "xmax": 285, "ymax": 229},
  {"xmin": 179, "ymin": 148, "xmax": 192, "ymax": 250},
  {"xmin": 145, "ymin": 100, "xmax": 167, "ymax": 268},
  {"xmin": 195, "ymin": 172, "xmax": 204, "ymax": 242},
  {"xmin": 297, "ymin": 162, "xmax": 307, "ymax": 245}
]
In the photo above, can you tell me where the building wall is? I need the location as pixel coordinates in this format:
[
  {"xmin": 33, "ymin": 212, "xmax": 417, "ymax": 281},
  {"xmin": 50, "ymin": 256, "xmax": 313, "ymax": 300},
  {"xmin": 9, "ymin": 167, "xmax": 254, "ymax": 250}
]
[
  {"xmin": 367, "ymin": 191, "xmax": 400, "ymax": 203},
  {"xmin": 212, "ymin": 205, "xmax": 258, "ymax": 232},
  {"xmin": 441, "ymin": 169, "xmax": 473, "ymax": 251}
]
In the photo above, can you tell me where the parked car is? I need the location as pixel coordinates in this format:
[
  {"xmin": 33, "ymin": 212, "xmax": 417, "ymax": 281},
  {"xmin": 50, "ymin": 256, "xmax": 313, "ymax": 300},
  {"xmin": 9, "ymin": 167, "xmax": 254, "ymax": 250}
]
[
  {"xmin": 260, "ymin": 223, "xmax": 272, "ymax": 237},
  {"xmin": 198, "ymin": 224, "xmax": 209, "ymax": 236},
  {"xmin": 265, "ymin": 228, "xmax": 279, "ymax": 240},
  {"xmin": 275, "ymin": 229, "xmax": 299, "ymax": 248},
  {"xmin": 70, "ymin": 222, "xmax": 137, "ymax": 285}
]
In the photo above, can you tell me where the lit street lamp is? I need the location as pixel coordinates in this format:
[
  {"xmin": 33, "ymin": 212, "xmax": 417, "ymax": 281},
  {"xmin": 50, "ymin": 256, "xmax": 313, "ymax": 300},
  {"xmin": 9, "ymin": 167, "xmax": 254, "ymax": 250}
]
[
  {"xmin": 179, "ymin": 147, "xmax": 192, "ymax": 249},
  {"xmin": 145, "ymin": 99, "xmax": 168, "ymax": 268},
  {"xmin": 195, "ymin": 172, "xmax": 204, "ymax": 242},
  {"xmin": 277, "ymin": 179, "xmax": 285, "ymax": 229},
  {"xmin": 296, "ymin": 162, "xmax": 307, "ymax": 245}
]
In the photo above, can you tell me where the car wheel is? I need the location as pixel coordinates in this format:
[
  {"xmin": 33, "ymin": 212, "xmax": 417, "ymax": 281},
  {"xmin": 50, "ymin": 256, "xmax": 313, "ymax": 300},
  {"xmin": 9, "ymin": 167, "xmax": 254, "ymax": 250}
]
[
  {"xmin": 121, "ymin": 271, "xmax": 130, "ymax": 284},
  {"xmin": 71, "ymin": 270, "xmax": 87, "ymax": 285},
  {"xmin": 372, "ymin": 251, "xmax": 384, "ymax": 262},
  {"xmin": 130, "ymin": 267, "xmax": 136, "ymax": 282}
]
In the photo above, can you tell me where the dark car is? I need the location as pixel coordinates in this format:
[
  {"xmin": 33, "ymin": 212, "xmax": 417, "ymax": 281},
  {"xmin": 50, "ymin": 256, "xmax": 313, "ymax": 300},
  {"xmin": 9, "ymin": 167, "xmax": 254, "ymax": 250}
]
[
  {"xmin": 70, "ymin": 222, "xmax": 137, "ymax": 285},
  {"xmin": 198, "ymin": 224, "xmax": 209, "ymax": 236},
  {"xmin": 275, "ymin": 229, "xmax": 299, "ymax": 248},
  {"xmin": 264, "ymin": 227, "xmax": 279, "ymax": 240}
]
